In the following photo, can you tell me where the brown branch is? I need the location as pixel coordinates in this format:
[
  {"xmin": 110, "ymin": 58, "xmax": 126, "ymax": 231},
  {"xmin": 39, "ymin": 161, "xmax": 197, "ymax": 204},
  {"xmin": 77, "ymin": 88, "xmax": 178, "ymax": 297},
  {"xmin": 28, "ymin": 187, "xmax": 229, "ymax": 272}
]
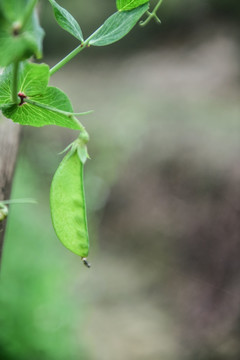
[{"xmin": 0, "ymin": 117, "xmax": 20, "ymax": 265}]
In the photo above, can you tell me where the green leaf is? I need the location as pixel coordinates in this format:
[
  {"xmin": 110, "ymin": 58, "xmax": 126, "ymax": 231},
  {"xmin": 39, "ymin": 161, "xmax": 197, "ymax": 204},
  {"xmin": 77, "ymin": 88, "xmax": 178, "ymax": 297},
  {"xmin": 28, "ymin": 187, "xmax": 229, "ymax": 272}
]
[
  {"xmin": 3, "ymin": 87, "xmax": 81, "ymax": 130},
  {"xmin": 48, "ymin": 0, "xmax": 83, "ymax": 42},
  {"xmin": 19, "ymin": 62, "xmax": 50, "ymax": 96},
  {"xmin": 0, "ymin": 62, "xmax": 82, "ymax": 130},
  {"xmin": 88, "ymin": 4, "xmax": 149, "ymax": 47},
  {"xmin": 0, "ymin": 62, "xmax": 49, "ymax": 105},
  {"xmin": 117, "ymin": 0, "xmax": 149, "ymax": 11},
  {"xmin": 0, "ymin": 0, "xmax": 28, "ymax": 22},
  {"xmin": 0, "ymin": 1, "xmax": 44, "ymax": 66},
  {"xmin": 0, "ymin": 66, "xmax": 13, "ymax": 107},
  {"xmin": 28, "ymin": 10, "xmax": 45, "ymax": 60}
]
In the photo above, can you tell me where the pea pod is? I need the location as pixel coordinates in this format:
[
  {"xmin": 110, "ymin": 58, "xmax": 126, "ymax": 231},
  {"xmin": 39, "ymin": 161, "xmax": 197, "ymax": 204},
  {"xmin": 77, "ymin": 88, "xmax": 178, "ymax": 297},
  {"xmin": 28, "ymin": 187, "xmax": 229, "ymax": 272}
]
[{"xmin": 50, "ymin": 145, "xmax": 90, "ymax": 267}]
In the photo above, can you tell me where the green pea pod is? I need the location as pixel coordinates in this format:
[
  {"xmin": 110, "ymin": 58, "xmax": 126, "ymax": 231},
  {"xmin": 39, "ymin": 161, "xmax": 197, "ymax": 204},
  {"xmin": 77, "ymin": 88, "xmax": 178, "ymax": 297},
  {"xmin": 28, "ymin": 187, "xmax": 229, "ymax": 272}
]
[{"xmin": 50, "ymin": 149, "xmax": 90, "ymax": 267}]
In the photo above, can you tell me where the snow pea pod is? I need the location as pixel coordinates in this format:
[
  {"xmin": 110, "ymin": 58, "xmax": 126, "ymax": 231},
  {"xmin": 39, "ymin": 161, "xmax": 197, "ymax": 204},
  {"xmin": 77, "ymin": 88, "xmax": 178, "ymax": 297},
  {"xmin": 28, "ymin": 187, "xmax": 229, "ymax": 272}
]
[{"xmin": 50, "ymin": 148, "xmax": 90, "ymax": 267}]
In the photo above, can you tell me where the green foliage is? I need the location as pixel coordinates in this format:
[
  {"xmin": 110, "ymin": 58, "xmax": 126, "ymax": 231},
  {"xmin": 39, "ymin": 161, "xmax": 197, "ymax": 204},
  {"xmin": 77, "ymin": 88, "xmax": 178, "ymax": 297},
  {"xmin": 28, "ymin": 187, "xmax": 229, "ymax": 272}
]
[
  {"xmin": 88, "ymin": 4, "xmax": 149, "ymax": 46},
  {"xmin": 0, "ymin": 0, "xmax": 44, "ymax": 67},
  {"xmin": 0, "ymin": 0, "xmax": 162, "ymax": 261},
  {"xmin": 3, "ymin": 87, "xmax": 82, "ymax": 130},
  {"xmin": 1, "ymin": 0, "xmax": 28, "ymax": 21},
  {"xmin": 117, "ymin": 0, "xmax": 149, "ymax": 11},
  {"xmin": 0, "ymin": 62, "xmax": 83, "ymax": 129},
  {"xmin": 0, "ymin": 1, "xmax": 164, "ymax": 354},
  {"xmin": 18, "ymin": 62, "xmax": 50, "ymax": 96},
  {"xmin": 48, "ymin": 0, "xmax": 84, "ymax": 42}
]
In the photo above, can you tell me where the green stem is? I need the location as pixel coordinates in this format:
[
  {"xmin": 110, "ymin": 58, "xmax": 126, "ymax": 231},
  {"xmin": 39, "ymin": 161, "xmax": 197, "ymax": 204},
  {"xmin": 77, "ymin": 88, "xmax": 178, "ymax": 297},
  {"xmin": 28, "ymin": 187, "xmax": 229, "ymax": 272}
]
[
  {"xmin": 0, "ymin": 199, "xmax": 37, "ymax": 205},
  {"xmin": 21, "ymin": 0, "xmax": 38, "ymax": 30},
  {"xmin": 140, "ymin": 0, "xmax": 163, "ymax": 27},
  {"xmin": 50, "ymin": 43, "xmax": 88, "ymax": 76},
  {"xmin": 12, "ymin": 62, "xmax": 19, "ymax": 104}
]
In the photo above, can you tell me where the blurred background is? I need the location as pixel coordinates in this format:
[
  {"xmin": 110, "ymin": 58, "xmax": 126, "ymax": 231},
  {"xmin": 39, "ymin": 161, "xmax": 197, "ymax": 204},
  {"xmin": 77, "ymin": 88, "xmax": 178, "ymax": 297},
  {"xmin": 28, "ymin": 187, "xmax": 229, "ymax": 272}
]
[{"xmin": 1, "ymin": 0, "xmax": 240, "ymax": 359}]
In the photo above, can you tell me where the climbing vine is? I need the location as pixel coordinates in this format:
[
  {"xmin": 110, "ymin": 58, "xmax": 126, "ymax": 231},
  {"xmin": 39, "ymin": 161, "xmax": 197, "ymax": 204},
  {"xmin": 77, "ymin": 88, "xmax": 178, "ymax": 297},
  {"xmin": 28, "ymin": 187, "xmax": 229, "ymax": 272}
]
[{"xmin": 0, "ymin": 0, "xmax": 163, "ymax": 266}]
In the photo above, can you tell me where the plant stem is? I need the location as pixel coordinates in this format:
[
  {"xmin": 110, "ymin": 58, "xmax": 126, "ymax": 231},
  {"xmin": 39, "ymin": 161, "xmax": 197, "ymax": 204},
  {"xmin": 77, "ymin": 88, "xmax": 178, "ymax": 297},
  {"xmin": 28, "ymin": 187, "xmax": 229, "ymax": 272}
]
[
  {"xmin": 0, "ymin": 199, "xmax": 37, "ymax": 205},
  {"xmin": 50, "ymin": 43, "xmax": 88, "ymax": 76},
  {"xmin": 12, "ymin": 62, "xmax": 19, "ymax": 104},
  {"xmin": 21, "ymin": 0, "xmax": 38, "ymax": 29},
  {"xmin": 140, "ymin": 0, "xmax": 163, "ymax": 27}
]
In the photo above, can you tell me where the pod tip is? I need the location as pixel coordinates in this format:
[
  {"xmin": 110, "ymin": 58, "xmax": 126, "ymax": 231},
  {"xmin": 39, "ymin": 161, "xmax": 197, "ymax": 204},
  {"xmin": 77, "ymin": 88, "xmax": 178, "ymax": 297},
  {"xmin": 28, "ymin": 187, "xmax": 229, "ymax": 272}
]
[{"xmin": 82, "ymin": 257, "xmax": 91, "ymax": 268}]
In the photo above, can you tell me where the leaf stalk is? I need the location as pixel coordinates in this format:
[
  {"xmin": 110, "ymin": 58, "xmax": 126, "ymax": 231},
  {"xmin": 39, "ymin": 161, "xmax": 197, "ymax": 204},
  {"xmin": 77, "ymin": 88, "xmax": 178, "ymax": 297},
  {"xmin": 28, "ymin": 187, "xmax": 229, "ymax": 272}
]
[
  {"xmin": 49, "ymin": 43, "xmax": 88, "ymax": 76},
  {"xmin": 12, "ymin": 62, "xmax": 19, "ymax": 104},
  {"xmin": 21, "ymin": 0, "xmax": 38, "ymax": 30}
]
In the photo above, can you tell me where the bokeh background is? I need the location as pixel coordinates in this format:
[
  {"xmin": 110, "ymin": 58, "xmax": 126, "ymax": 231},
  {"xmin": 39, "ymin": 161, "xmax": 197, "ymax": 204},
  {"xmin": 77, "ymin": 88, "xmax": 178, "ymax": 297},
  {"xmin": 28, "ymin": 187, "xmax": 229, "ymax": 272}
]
[{"xmin": 1, "ymin": 0, "xmax": 240, "ymax": 359}]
